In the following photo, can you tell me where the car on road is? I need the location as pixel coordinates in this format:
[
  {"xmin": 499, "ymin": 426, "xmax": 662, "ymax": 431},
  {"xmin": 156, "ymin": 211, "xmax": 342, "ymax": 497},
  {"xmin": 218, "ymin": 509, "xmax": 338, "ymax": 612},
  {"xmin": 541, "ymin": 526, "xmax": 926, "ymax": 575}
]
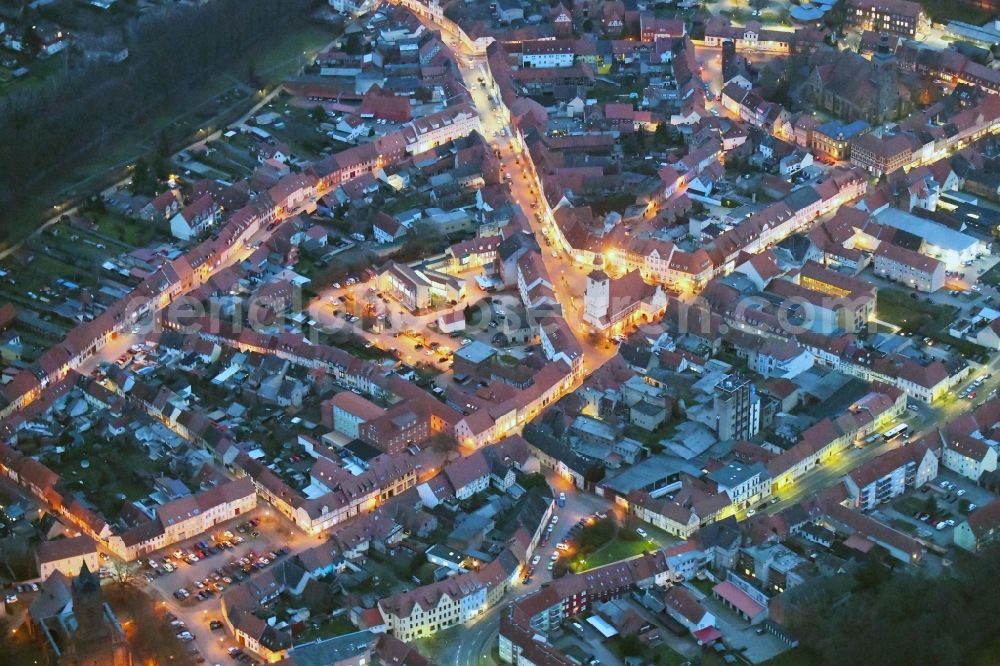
[
  {"xmin": 531, "ymin": 555, "xmax": 541, "ymax": 565},
  {"xmin": 636, "ymin": 528, "xmax": 649, "ymax": 538}
]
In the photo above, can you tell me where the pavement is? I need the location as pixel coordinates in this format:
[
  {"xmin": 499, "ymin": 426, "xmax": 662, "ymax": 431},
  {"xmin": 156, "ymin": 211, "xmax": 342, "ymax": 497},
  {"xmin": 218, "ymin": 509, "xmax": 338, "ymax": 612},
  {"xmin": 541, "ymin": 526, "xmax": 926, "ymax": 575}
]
[{"xmin": 140, "ymin": 508, "xmax": 322, "ymax": 666}]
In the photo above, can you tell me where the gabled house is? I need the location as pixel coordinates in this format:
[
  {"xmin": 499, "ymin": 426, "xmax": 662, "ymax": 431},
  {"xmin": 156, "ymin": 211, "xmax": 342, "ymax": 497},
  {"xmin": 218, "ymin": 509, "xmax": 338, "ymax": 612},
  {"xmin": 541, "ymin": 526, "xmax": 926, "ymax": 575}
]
[{"xmin": 170, "ymin": 194, "xmax": 221, "ymax": 240}]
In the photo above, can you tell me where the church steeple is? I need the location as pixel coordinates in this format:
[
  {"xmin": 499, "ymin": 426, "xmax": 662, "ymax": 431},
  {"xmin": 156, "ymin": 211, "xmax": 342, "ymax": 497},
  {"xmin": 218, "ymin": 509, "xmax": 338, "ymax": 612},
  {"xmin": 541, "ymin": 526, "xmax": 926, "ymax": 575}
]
[{"xmin": 870, "ymin": 32, "xmax": 899, "ymax": 123}]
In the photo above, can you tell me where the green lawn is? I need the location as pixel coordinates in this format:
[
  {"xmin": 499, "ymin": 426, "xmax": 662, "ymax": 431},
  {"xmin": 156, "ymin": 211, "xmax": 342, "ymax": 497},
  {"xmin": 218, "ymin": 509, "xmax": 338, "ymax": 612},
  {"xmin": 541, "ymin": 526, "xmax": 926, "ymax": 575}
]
[
  {"xmin": 297, "ymin": 615, "xmax": 357, "ymax": 643},
  {"xmin": 570, "ymin": 537, "xmax": 656, "ymax": 572},
  {"xmin": 980, "ymin": 262, "xmax": 1000, "ymax": 287},
  {"xmin": 0, "ymin": 50, "xmax": 70, "ymax": 99},
  {"xmin": 876, "ymin": 288, "xmax": 956, "ymax": 330}
]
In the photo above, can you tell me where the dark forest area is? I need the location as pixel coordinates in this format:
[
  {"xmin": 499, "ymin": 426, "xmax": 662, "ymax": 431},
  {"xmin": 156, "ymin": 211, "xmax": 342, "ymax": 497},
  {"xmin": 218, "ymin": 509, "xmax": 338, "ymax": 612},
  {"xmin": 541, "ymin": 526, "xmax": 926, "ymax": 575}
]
[{"xmin": 0, "ymin": 0, "xmax": 314, "ymax": 236}]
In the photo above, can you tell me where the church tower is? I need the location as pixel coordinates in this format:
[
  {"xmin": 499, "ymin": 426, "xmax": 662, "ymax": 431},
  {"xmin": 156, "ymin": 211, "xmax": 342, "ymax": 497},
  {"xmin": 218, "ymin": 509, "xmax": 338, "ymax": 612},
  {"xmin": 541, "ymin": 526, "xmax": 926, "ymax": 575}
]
[
  {"xmin": 871, "ymin": 32, "xmax": 899, "ymax": 123},
  {"xmin": 59, "ymin": 564, "xmax": 133, "ymax": 666},
  {"xmin": 584, "ymin": 268, "xmax": 611, "ymax": 330}
]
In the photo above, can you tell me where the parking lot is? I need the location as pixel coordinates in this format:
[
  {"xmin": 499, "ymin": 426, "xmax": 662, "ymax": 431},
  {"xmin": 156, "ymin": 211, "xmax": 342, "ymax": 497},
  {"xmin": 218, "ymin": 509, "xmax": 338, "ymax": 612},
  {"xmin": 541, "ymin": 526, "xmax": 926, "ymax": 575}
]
[
  {"xmin": 139, "ymin": 508, "xmax": 315, "ymax": 665},
  {"xmin": 880, "ymin": 471, "xmax": 996, "ymax": 548}
]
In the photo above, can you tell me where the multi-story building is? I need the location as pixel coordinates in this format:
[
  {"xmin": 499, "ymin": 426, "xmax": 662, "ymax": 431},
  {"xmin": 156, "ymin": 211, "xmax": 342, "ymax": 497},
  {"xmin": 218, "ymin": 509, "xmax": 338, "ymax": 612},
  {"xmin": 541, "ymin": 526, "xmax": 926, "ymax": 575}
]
[
  {"xmin": 873, "ymin": 243, "xmax": 946, "ymax": 292},
  {"xmin": 812, "ymin": 120, "xmax": 870, "ymax": 160},
  {"xmin": 714, "ymin": 375, "xmax": 761, "ymax": 442},
  {"xmin": 403, "ymin": 104, "xmax": 482, "ymax": 154},
  {"xmin": 359, "ymin": 396, "xmax": 457, "ymax": 454},
  {"xmin": 706, "ymin": 462, "xmax": 772, "ymax": 512},
  {"xmin": 703, "ymin": 18, "xmax": 825, "ymax": 54},
  {"xmin": 942, "ymin": 432, "xmax": 998, "ymax": 481},
  {"xmin": 36, "ymin": 536, "xmax": 100, "ymax": 581},
  {"xmin": 499, "ymin": 547, "xmax": 695, "ymax": 665},
  {"xmin": 846, "ymin": 0, "xmax": 927, "ymax": 38},
  {"xmin": 850, "ymin": 132, "xmax": 915, "ymax": 176},
  {"xmin": 520, "ymin": 39, "xmax": 575, "ymax": 68},
  {"xmin": 844, "ymin": 440, "xmax": 938, "ymax": 510},
  {"xmin": 379, "ymin": 572, "xmax": 489, "ymax": 641},
  {"xmin": 376, "ymin": 261, "xmax": 433, "ymax": 312},
  {"xmin": 108, "ymin": 478, "xmax": 257, "ymax": 560},
  {"xmin": 749, "ymin": 339, "xmax": 815, "ymax": 379},
  {"xmin": 322, "ymin": 391, "xmax": 386, "ymax": 439}
]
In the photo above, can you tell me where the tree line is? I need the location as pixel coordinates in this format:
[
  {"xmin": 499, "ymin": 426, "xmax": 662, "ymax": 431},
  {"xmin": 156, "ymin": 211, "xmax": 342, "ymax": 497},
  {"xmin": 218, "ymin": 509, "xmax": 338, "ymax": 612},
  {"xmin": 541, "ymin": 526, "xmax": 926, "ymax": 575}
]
[
  {"xmin": 0, "ymin": 0, "xmax": 314, "ymax": 236},
  {"xmin": 786, "ymin": 546, "xmax": 1000, "ymax": 665}
]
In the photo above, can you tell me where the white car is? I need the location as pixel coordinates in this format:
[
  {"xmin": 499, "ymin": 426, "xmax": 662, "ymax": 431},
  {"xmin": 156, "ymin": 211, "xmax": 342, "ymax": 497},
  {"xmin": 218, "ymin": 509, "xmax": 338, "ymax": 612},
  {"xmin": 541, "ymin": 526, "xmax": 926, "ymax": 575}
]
[
  {"xmin": 550, "ymin": 515, "xmax": 559, "ymax": 524},
  {"xmin": 746, "ymin": 509, "xmax": 756, "ymax": 517},
  {"xmin": 531, "ymin": 555, "xmax": 541, "ymax": 565},
  {"xmin": 636, "ymin": 528, "xmax": 649, "ymax": 539},
  {"xmin": 957, "ymin": 489, "xmax": 966, "ymax": 497}
]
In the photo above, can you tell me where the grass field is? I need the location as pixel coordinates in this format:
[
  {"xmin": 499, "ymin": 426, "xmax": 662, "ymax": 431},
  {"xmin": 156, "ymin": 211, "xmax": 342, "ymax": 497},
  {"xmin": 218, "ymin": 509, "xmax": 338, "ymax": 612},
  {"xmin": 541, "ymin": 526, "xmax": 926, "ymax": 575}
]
[
  {"xmin": 570, "ymin": 537, "xmax": 657, "ymax": 572},
  {"xmin": 876, "ymin": 288, "xmax": 956, "ymax": 330}
]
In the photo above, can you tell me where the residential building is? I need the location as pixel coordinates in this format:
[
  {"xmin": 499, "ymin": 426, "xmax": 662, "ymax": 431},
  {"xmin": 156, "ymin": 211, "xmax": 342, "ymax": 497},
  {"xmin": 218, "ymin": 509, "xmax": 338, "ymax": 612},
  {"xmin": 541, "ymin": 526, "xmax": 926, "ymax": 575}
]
[
  {"xmin": 108, "ymin": 478, "xmax": 257, "ymax": 560},
  {"xmin": 663, "ymin": 586, "xmax": 716, "ymax": 638},
  {"xmin": 521, "ymin": 40, "xmax": 575, "ymax": 69},
  {"xmin": 706, "ymin": 462, "xmax": 772, "ymax": 512},
  {"xmin": 873, "ymin": 243, "xmax": 946, "ymax": 292},
  {"xmin": 170, "ymin": 194, "xmax": 221, "ymax": 241},
  {"xmin": 713, "ymin": 375, "xmax": 761, "ymax": 442},
  {"xmin": 36, "ymin": 536, "xmax": 100, "ymax": 581},
  {"xmin": 954, "ymin": 499, "xmax": 1000, "ymax": 552},
  {"xmin": 322, "ymin": 392, "xmax": 386, "ymax": 439},
  {"xmin": 942, "ymin": 432, "xmax": 998, "ymax": 481},
  {"xmin": 844, "ymin": 440, "xmax": 937, "ymax": 510},
  {"xmin": 850, "ymin": 132, "xmax": 915, "ymax": 177}
]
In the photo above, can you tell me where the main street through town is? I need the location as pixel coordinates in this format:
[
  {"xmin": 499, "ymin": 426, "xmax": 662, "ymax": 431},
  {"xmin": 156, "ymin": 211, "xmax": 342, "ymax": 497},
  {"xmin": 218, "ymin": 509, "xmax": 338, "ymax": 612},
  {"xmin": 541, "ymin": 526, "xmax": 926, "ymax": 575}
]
[{"xmin": 404, "ymin": 3, "xmax": 619, "ymax": 378}]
